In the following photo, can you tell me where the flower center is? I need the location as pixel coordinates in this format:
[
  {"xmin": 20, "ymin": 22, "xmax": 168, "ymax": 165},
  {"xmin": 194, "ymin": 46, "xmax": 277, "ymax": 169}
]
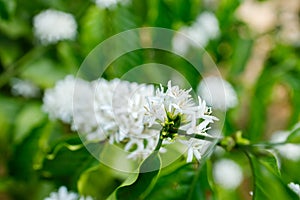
[{"xmin": 161, "ymin": 113, "xmax": 181, "ymax": 139}]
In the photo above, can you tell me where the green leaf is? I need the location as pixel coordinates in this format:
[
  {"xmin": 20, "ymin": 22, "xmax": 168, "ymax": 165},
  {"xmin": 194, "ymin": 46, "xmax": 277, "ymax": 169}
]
[
  {"xmin": 78, "ymin": 164, "xmax": 122, "ymax": 200},
  {"xmin": 230, "ymin": 38, "xmax": 253, "ymax": 75},
  {"xmin": 144, "ymin": 162, "xmax": 215, "ymax": 200},
  {"xmin": 286, "ymin": 123, "xmax": 300, "ymax": 144},
  {"xmin": 38, "ymin": 138, "xmax": 98, "ymax": 189},
  {"xmin": 9, "ymin": 123, "xmax": 45, "ymax": 180},
  {"xmin": 108, "ymin": 152, "xmax": 161, "ymax": 200},
  {"xmin": 14, "ymin": 102, "xmax": 46, "ymax": 144},
  {"xmin": 246, "ymin": 149, "xmax": 298, "ymax": 199}
]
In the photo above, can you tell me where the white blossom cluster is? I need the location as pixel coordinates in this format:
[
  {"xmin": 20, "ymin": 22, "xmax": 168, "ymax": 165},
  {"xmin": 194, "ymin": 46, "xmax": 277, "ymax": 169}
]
[
  {"xmin": 288, "ymin": 182, "xmax": 300, "ymax": 197},
  {"xmin": 44, "ymin": 186, "xmax": 93, "ymax": 200},
  {"xmin": 43, "ymin": 76, "xmax": 158, "ymax": 160},
  {"xmin": 43, "ymin": 76, "xmax": 218, "ymax": 162},
  {"xmin": 197, "ymin": 76, "xmax": 238, "ymax": 111},
  {"xmin": 33, "ymin": 9, "xmax": 77, "ymax": 44},
  {"xmin": 95, "ymin": 0, "xmax": 129, "ymax": 9},
  {"xmin": 271, "ymin": 130, "xmax": 300, "ymax": 161},
  {"xmin": 11, "ymin": 78, "xmax": 40, "ymax": 98},
  {"xmin": 172, "ymin": 11, "xmax": 220, "ymax": 55},
  {"xmin": 213, "ymin": 159, "xmax": 243, "ymax": 190},
  {"xmin": 144, "ymin": 81, "xmax": 218, "ymax": 162}
]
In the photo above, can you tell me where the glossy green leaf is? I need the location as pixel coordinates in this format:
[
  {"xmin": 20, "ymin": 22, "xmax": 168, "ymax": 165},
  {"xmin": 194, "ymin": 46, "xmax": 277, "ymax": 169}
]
[
  {"xmin": 78, "ymin": 164, "xmax": 122, "ymax": 200},
  {"xmin": 9, "ymin": 123, "xmax": 46, "ymax": 180},
  {"xmin": 286, "ymin": 123, "xmax": 300, "ymax": 144},
  {"xmin": 38, "ymin": 138, "xmax": 99, "ymax": 189},
  {"xmin": 246, "ymin": 150, "xmax": 298, "ymax": 200},
  {"xmin": 108, "ymin": 152, "xmax": 161, "ymax": 200},
  {"xmin": 144, "ymin": 162, "xmax": 215, "ymax": 200},
  {"xmin": 14, "ymin": 102, "xmax": 46, "ymax": 144}
]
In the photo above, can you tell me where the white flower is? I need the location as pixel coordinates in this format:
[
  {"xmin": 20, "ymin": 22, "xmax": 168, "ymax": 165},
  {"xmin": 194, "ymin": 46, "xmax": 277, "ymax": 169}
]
[
  {"xmin": 145, "ymin": 81, "xmax": 218, "ymax": 162},
  {"xmin": 43, "ymin": 78, "xmax": 218, "ymax": 162},
  {"xmin": 180, "ymin": 138, "xmax": 207, "ymax": 162},
  {"xmin": 271, "ymin": 130, "xmax": 300, "ymax": 161},
  {"xmin": 11, "ymin": 78, "xmax": 40, "ymax": 98},
  {"xmin": 172, "ymin": 11, "xmax": 220, "ymax": 54},
  {"xmin": 42, "ymin": 75, "xmax": 93, "ymax": 126},
  {"xmin": 145, "ymin": 81, "xmax": 217, "ymax": 135},
  {"xmin": 33, "ymin": 9, "xmax": 77, "ymax": 44},
  {"xmin": 95, "ymin": 0, "xmax": 129, "ymax": 9},
  {"xmin": 213, "ymin": 159, "xmax": 243, "ymax": 190},
  {"xmin": 91, "ymin": 78, "xmax": 159, "ymax": 160},
  {"xmin": 197, "ymin": 76, "xmax": 238, "ymax": 111},
  {"xmin": 288, "ymin": 182, "xmax": 300, "ymax": 197},
  {"xmin": 44, "ymin": 186, "xmax": 78, "ymax": 200}
]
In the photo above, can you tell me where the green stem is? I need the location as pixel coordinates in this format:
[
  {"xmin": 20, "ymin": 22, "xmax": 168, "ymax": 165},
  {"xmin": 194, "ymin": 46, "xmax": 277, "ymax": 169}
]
[
  {"xmin": 177, "ymin": 130, "xmax": 221, "ymax": 143},
  {"xmin": 154, "ymin": 130, "xmax": 164, "ymax": 151}
]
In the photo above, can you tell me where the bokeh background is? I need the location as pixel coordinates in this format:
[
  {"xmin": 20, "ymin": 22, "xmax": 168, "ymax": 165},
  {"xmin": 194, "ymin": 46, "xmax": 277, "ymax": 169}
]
[{"xmin": 0, "ymin": 0, "xmax": 300, "ymax": 199}]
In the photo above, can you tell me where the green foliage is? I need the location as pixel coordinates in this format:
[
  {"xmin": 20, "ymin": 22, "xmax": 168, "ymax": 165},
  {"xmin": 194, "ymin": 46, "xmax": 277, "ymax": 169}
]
[
  {"xmin": 246, "ymin": 149, "xmax": 298, "ymax": 200},
  {"xmin": 145, "ymin": 162, "xmax": 215, "ymax": 200},
  {"xmin": 1, "ymin": 0, "xmax": 300, "ymax": 199},
  {"xmin": 109, "ymin": 152, "xmax": 161, "ymax": 200}
]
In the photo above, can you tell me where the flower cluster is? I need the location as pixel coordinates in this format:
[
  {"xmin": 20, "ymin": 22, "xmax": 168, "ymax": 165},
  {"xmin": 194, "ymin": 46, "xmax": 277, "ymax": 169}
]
[
  {"xmin": 172, "ymin": 11, "xmax": 220, "ymax": 55},
  {"xmin": 270, "ymin": 130, "xmax": 300, "ymax": 161},
  {"xmin": 95, "ymin": 0, "xmax": 129, "ymax": 9},
  {"xmin": 33, "ymin": 9, "xmax": 77, "ymax": 44},
  {"xmin": 197, "ymin": 76, "xmax": 238, "ymax": 111},
  {"xmin": 144, "ymin": 81, "xmax": 218, "ymax": 162},
  {"xmin": 11, "ymin": 78, "xmax": 40, "ymax": 98},
  {"xmin": 44, "ymin": 186, "xmax": 93, "ymax": 200},
  {"xmin": 288, "ymin": 182, "xmax": 300, "ymax": 197},
  {"xmin": 213, "ymin": 159, "xmax": 243, "ymax": 190},
  {"xmin": 43, "ymin": 76, "xmax": 218, "ymax": 162}
]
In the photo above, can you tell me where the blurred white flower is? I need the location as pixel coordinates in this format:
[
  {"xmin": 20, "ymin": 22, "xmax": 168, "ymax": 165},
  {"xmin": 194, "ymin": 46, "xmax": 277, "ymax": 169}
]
[
  {"xmin": 11, "ymin": 78, "xmax": 40, "ymax": 98},
  {"xmin": 33, "ymin": 9, "xmax": 77, "ymax": 44},
  {"xmin": 44, "ymin": 186, "xmax": 78, "ymax": 200},
  {"xmin": 91, "ymin": 78, "xmax": 158, "ymax": 160},
  {"xmin": 271, "ymin": 130, "xmax": 300, "ymax": 161},
  {"xmin": 95, "ymin": 0, "xmax": 129, "ymax": 9},
  {"xmin": 145, "ymin": 81, "xmax": 218, "ymax": 162},
  {"xmin": 43, "ymin": 75, "xmax": 93, "ymax": 125},
  {"xmin": 213, "ymin": 159, "xmax": 243, "ymax": 190},
  {"xmin": 197, "ymin": 76, "xmax": 238, "ymax": 111},
  {"xmin": 288, "ymin": 182, "xmax": 300, "ymax": 197},
  {"xmin": 172, "ymin": 11, "xmax": 220, "ymax": 55},
  {"xmin": 44, "ymin": 186, "xmax": 94, "ymax": 200}
]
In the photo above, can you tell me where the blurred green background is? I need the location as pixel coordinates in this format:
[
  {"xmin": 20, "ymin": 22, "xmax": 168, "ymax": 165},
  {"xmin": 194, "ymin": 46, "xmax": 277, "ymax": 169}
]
[{"xmin": 0, "ymin": 0, "xmax": 300, "ymax": 199}]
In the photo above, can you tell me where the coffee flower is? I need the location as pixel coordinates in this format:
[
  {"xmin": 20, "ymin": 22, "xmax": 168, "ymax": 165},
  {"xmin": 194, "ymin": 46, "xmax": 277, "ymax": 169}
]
[
  {"xmin": 43, "ymin": 75, "xmax": 93, "ymax": 125},
  {"xmin": 44, "ymin": 186, "xmax": 78, "ymax": 200},
  {"xmin": 144, "ymin": 81, "xmax": 218, "ymax": 162},
  {"xmin": 43, "ymin": 77, "xmax": 218, "ymax": 162},
  {"xmin": 197, "ymin": 76, "xmax": 238, "ymax": 111},
  {"xmin": 288, "ymin": 182, "xmax": 300, "ymax": 197},
  {"xmin": 213, "ymin": 159, "xmax": 243, "ymax": 190},
  {"xmin": 172, "ymin": 11, "xmax": 220, "ymax": 54},
  {"xmin": 44, "ymin": 186, "xmax": 93, "ymax": 200},
  {"xmin": 11, "ymin": 78, "xmax": 40, "ymax": 98},
  {"xmin": 95, "ymin": 0, "xmax": 129, "ymax": 9},
  {"xmin": 33, "ymin": 9, "xmax": 77, "ymax": 44},
  {"xmin": 89, "ymin": 78, "xmax": 158, "ymax": 160}
]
